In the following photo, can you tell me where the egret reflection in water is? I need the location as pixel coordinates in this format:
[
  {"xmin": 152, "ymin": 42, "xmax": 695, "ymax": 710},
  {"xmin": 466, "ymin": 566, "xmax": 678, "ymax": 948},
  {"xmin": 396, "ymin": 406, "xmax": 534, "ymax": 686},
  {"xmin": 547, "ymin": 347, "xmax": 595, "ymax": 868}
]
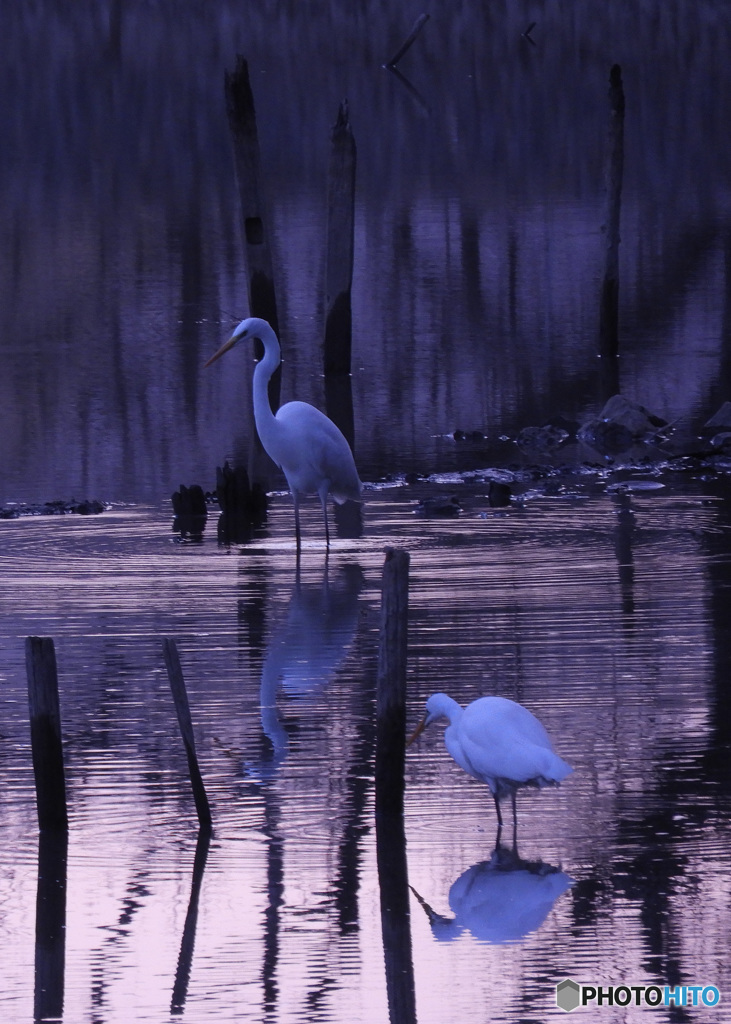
[
  {"xmin": 252, "ymin": 562, "xmax": 365, "ymax": 779},
  {"xmin": 411, "ymin": 846, "xmax": 573, "ymax": 944}
]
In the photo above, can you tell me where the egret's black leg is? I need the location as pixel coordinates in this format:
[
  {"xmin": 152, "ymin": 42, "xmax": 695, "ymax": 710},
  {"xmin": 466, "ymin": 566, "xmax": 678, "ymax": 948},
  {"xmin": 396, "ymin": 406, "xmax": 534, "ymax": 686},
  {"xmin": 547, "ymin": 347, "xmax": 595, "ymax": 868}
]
[
  {"xmin": 293, "ymin": 493, "xmax": 302, "ymax": 550},
  {"xmin": 511, "ymin": 792, "xmax": 518, "ymax": 850},
  {"xmin": 322, "ymin": 496, "xmax": 330, "ymax": 548},
  {"xmin": 493, "ymin": 792, "xmax": 503, "ymax": 829}
]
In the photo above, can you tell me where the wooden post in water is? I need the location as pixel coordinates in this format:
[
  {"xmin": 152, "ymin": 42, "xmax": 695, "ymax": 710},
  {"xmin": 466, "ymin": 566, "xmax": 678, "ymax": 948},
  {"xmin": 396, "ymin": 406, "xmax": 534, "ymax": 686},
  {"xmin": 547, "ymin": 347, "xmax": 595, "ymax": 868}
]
[
  {"xmin": 598, "ymin": 64, "xmax": 625, "ymax": 399},
  {"xmin": 224, "ymin": 55, "xmax": 281, "ymax": 410},
  {"xmin": 375, "ymin": 548, "xmax": 410, "ymax": 816},
  {"xmin": 25, "ymin": 636, "xmax": 68, "ymax": 832},
  {"xmin": 162, "ymin": 638, "xmax": 212, "ymax": 831},
  {"xmin": 374, "ymin": 548, "xmax": 417, "ymax": 1024}
]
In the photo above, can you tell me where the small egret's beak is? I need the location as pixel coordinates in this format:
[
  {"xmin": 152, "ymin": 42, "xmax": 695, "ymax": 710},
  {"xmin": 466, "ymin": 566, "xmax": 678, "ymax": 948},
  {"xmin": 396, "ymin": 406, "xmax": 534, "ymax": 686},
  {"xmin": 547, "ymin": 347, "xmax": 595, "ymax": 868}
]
[
  {"xmin": 204, "ymin": 334, "xmax": 237, "ymax": 368},
  {"xmin": 406, "ymin": 715, "xmax": 428, "ymax": 748}
]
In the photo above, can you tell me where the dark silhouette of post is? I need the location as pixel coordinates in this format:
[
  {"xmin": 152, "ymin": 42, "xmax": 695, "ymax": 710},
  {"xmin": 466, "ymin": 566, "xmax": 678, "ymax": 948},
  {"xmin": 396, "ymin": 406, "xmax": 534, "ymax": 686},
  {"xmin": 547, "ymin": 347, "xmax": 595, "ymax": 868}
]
[
  {"xmin": 599, "ymin": 64, "xmax": 625, "ymax": 398},
  {"xmin": 26, "ymin": 636, "xmax": 69, "ymax": 1020},
  {"xmin": 170, "ymin": 828, "xmax": 211, "ymax": 1015},
  {"xmin": 374, "ymin": 549, "xmax": 417, "ymax": 1024},
  {"xmin": 375, "ymin": 548, "xmax": 410, "ymax": 814},
  {"xmin": 162, "ymin": 638, "xmax": 212, "ymax": 831},
  {"xmin": 376, "ymin": 817, "xmax": 417, "ymax": 1024},
  {"xmin": 224, "ymin": 55, "xmax": 281, "ymax": 410},
  {"xmin": 25, "ymin": 636, "xmax": 68, "ymax": 832},
  {"xmin": 34, "ymin": 830, "xmax": 68, "ymax": 1022}
]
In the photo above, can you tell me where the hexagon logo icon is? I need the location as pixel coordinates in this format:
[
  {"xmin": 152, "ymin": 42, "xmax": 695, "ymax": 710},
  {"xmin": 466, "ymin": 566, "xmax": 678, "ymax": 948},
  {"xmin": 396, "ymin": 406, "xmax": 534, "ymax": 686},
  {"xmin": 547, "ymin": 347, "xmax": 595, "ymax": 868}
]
[{"xmin": 556, "ymin": 978, "xmax": 581, "ymax": 1012}]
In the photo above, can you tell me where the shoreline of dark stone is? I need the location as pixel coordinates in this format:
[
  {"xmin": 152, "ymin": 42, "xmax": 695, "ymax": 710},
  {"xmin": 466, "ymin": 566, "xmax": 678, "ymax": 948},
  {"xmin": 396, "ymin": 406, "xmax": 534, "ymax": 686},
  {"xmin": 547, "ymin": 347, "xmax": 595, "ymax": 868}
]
[
  {"xmin": 6, "ymin": 399, "xmax": 731, "ymax": 525},
  {"xmin": 0, "ymin": 498, "xmax": 107, "ymax": 519}
]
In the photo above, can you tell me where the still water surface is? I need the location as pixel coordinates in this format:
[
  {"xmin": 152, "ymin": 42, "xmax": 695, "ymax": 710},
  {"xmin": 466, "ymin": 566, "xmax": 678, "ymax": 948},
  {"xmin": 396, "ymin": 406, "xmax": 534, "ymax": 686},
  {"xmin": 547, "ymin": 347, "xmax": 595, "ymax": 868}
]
[{"xmin": 1, "ymin": 484, "xmax": 730, "ymax": 1023}]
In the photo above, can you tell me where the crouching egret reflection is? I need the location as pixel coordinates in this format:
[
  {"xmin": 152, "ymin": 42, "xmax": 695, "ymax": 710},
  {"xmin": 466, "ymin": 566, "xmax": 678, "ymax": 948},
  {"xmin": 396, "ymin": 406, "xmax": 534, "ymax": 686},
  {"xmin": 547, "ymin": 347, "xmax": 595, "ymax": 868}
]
[
  {"xmin": 408, "ymin": 693, "xmax": 572, "ymax": 833},
  {"xmin": 410, "ymin": 853, "xmax": 573, "ymax": 943},
  {"xmin": 206, "ymin": 317, "xmax": 362, "ymax": 549}
]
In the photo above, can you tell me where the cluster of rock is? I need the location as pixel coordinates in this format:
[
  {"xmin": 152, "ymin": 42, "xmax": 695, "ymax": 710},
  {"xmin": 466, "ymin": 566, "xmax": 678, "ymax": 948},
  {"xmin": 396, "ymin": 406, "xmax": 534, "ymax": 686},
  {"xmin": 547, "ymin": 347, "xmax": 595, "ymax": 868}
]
[
  {"xmin": 0, "ymin": 498, "xmax": 105, "ymax": 519},
  {"xmin": 455, "ymin": 394, "xmax": 731, "ymax": 462}
]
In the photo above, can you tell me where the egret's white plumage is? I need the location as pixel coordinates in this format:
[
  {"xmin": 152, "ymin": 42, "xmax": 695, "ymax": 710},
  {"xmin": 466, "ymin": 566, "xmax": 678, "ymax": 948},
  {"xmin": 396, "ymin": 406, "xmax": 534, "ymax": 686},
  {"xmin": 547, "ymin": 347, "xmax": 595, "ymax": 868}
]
[
  {"xmin": 206, "ymin": 317, "xmax": 361, "ymax": 548},
  {"xmin": 408, "ymin": 693, "xmax": 572, "ymax": 830}
]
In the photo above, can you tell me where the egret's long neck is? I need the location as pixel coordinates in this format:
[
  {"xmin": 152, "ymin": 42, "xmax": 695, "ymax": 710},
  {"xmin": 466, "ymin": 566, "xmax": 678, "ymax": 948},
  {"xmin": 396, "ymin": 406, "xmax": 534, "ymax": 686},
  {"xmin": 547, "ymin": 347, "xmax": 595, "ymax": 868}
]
[
  {"xmin": 432, "ymin": 693, "xmax": 463, "ymax": 726},
  {"xmin": 252, "ymin": 326, "xmax": 281, "ymax": 448},
  {"xmin": 443, "ymin": 697, "xmax": 463, "ymax": 726}
]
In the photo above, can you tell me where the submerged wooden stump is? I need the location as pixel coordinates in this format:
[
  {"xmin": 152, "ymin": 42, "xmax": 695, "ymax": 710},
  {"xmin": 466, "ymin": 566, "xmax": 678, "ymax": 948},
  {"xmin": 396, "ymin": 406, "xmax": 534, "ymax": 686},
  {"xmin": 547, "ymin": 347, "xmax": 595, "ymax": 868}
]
[
  {"xmin": 215, "ymin": 461, "xmax": 267, "ymax": 544},
  {"xmin": 172, "ymin": 483, "xmax": 208, "ymax": 540}
]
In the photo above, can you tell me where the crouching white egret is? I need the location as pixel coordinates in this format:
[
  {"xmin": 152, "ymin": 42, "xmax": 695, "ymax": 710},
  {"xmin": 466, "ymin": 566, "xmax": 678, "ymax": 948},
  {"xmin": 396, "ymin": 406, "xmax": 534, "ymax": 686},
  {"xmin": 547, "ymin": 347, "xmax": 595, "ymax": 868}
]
[
  {"xmin": 206, "ymin": 318, "xmax": 362, "ymax": 549},
  {"xmin": 408, "ymin": 693, "xmax": 572, "ymax": 833}
]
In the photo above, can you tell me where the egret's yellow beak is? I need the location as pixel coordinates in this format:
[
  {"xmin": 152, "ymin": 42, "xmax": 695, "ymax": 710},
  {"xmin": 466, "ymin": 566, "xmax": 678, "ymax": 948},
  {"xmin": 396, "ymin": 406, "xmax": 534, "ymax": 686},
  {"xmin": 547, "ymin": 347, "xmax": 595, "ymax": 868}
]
[
  {"xmin": 204, "ymin": 334, "xmax": 237, "ymax": 368},
  {"xmin": 406, "ymin": 715, "xmax": 427, "ymax": 748}
]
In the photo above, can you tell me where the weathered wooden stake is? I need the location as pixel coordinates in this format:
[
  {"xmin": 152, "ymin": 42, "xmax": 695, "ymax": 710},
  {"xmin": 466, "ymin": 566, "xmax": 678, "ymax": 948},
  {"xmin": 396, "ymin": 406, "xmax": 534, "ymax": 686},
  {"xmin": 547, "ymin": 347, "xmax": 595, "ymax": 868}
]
[
  {"xmin": 374, "ymin": 549, "xmax": 417, "ymax": 1023},
  {"xmin": 224, "ymin": 54, "xmax": 281, "ymax": 410},
  {"xmin": 385, "ymin": 13, "xmax": 430, "ymax": 69},
  {"xmin": 25, "ymin": 636, "xmax": 68, "ymax": 832},
  {"xmin": 375, "ymin": 548, "xmax": 410, "ymax": 816},
  {"xmin": 599, "ymin": 64, "xmax": 624, "ymax": 398},
  {"xmin": 162, "ymin": 638, "xmax": 212, "ymax": 831}
]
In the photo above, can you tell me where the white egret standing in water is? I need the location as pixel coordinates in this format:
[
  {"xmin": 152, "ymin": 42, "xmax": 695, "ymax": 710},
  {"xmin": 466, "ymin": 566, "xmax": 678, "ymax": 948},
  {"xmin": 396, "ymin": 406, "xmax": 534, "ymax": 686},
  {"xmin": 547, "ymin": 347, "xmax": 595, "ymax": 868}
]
[
  {"xmin": 206, "ymin": 317, "xmax": 362, "ymax": 549},
  {"xmin": 408, "ymin": 693, "xmax": 572, "ymax": 833}
]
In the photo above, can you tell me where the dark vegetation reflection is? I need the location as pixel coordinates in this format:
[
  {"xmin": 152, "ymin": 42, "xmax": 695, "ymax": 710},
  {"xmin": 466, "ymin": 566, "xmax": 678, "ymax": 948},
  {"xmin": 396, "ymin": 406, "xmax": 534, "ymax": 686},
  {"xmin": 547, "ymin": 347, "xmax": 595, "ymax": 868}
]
[
  {"xmin": 568, "ymin": 478, "xmax": 731, "ymax": 999},
  {"xmin": 3, "ymin": 4, "xmax": 731, "ymax": 501},
  {"xmin": 170, "ymin": 828, "xmax": 211, "ymax": 1016},
  {"xmin": 34, "ymin": 831, "xmax": 67, "ymax": 1023}
]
